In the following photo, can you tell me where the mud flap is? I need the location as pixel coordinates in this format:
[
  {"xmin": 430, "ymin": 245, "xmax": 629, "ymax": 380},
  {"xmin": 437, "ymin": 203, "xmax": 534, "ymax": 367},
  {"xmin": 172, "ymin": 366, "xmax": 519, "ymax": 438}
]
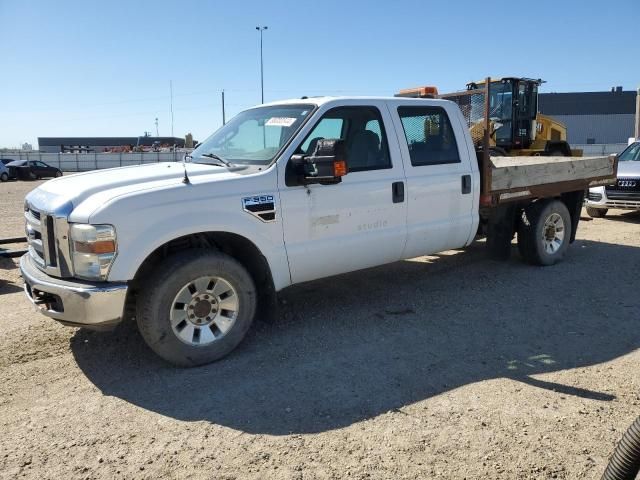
[{"xmin": 486, "ymin": 204, "xmax": 518, "ymax": 260}]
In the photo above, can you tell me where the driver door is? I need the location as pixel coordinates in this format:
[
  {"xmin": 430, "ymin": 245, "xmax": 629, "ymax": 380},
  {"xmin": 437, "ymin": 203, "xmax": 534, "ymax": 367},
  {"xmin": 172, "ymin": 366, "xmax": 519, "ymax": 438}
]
[{"xmin": 279, "ymin": 102, "xmax": 408, "ymax": 285}]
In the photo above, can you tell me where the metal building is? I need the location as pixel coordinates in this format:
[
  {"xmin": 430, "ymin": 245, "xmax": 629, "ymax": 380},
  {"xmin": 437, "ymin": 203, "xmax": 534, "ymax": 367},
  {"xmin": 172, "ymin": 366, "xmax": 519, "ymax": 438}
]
[{"xmin": 539, "ymin": 88, "xmax": 637, "ymax": 145}]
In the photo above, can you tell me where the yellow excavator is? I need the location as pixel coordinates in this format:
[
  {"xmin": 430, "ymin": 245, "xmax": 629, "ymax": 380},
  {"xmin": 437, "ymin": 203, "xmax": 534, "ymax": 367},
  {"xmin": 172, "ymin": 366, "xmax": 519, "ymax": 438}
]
[{"xmin": 397, "ymin": 77, "xmax": 581, "ymax": 157}]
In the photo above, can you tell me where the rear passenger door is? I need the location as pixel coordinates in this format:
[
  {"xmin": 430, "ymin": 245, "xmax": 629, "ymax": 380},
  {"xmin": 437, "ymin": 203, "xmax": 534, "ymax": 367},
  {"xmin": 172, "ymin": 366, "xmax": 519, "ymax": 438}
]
[{"xmin": 390, "ymin": 102, "xmax": 476, "ymax": 258}]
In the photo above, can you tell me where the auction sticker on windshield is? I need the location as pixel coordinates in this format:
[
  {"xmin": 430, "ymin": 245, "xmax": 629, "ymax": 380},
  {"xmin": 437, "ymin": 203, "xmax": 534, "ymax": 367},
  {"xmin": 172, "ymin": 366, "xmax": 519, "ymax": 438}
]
[{"xmin": 265, "ymin": 117, "xmax": 297, "ymax": 127}]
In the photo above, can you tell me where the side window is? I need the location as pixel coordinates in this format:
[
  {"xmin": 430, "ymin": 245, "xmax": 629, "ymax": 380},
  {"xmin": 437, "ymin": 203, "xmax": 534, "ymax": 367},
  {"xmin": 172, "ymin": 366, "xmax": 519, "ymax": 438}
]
[
  {"xmin": 300, "ymin": 118, "xmax": 343, "ymax": 154},
  {"xmin": 397, "ymin": 106, "xmax": 461, "ymax": 166},
  {"xmin": 296, "ymin": 106, "xmax": 391, "ymax": 173}
]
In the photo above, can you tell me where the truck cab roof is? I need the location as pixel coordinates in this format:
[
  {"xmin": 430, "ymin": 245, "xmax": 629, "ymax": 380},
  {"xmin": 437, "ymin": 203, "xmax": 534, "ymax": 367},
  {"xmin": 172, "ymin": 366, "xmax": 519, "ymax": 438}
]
[{"xmin": 261, "ymin": 96, "xmax": 454, "ymax": 108}]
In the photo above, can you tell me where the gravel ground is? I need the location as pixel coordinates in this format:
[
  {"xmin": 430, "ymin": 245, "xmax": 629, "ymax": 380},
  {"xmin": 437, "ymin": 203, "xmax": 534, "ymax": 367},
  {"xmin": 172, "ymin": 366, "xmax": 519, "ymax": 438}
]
[{"xmin": 1, "ymin": 179, "xmax": 639, "ymax": 479}]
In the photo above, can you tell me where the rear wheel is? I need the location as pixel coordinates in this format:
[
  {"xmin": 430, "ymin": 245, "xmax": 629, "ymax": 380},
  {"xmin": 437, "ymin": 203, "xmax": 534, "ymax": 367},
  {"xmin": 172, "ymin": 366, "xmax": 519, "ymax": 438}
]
[
  {"xmin": 136, "ymin": 249, "xmax": 257, "ymax": 367},
  {"xmin": 586, "ymin": 206, "xmax": 607, "ymax": 218},
  {"xmin": 518, "ymin": 199, "xmax": 572, "ymax": 266},
  {"xmin": 0, "ymin": 172, "xmax": 7, "ymax": 182}
]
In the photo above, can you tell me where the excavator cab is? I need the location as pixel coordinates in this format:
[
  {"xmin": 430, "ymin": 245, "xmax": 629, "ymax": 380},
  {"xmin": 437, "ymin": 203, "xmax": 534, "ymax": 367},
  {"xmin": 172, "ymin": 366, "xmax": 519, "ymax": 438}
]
[{"xmin": 467, "ymin": 77, "xmax": 540, "ymax": 151}]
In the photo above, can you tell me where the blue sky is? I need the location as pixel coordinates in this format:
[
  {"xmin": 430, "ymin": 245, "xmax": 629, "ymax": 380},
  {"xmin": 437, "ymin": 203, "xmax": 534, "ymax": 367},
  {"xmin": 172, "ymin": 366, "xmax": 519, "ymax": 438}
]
[{"xmin": 1, "ymin": 0, "xmax": 638, "ymax": 148}]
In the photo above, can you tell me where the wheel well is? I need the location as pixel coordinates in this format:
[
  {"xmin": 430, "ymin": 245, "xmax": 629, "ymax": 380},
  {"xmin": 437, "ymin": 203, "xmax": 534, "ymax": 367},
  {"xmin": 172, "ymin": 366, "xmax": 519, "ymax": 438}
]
[
  {"xmin": 126, "ymin": 232, "xmax": 277, "ymax": 322},
  {"xmin": 545, "ymin": 140, "xmax": 571, "ymax": 156}
]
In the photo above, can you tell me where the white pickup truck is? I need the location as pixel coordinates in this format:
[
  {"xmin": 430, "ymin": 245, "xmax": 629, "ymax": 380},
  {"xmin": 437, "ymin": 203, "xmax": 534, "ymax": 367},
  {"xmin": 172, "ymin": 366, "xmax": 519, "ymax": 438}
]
[{"xmin": 20, "ymin": 96, "xmax": 617, "ymax": 366}]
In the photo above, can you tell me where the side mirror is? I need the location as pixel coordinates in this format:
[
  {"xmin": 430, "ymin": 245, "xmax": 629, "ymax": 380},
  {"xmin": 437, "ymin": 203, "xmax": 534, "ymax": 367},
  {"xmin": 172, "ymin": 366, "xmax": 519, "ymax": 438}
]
[{"xmin": 290, "ymin": 139, "xmax": 348, "ymax": 185}]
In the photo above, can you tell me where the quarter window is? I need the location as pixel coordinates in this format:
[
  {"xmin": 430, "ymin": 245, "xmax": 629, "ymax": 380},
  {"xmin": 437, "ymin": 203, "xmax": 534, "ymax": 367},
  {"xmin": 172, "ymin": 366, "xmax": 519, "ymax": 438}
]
[{"xmin": 398, "ymin": 106, "xmax": 461, "ymax": 166}]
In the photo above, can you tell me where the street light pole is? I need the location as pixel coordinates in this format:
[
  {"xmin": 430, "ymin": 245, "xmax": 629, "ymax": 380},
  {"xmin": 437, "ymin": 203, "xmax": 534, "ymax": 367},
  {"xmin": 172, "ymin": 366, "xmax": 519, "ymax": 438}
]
[{"xmin": 256, "ymin": 26, "xmax": 268, "ymax": 104}]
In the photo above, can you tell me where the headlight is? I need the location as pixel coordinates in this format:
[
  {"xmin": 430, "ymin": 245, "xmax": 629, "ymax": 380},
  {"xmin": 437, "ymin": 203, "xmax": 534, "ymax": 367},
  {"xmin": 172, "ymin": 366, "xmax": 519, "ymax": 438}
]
[{"xmin": 70, "ymin": 224, "xmax": 117, "ymax": 281}]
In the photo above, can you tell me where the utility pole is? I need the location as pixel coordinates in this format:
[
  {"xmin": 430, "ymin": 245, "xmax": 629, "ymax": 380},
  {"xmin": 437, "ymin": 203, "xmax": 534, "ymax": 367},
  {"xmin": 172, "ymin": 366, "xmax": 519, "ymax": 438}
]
[
  {"xmin": 154, "ymin": 117, "xmax": 159, "ymax": 137},
  {"xmin": 256, "ymin": 26, "xmax": 268, "ymax": 104},
  {"xmin": 635, "ymin": 87, "xmax": 640, "ymax": 140},
  {"xmin": 222, "ymin": 90, "xmax": 226, "ymax": 125},
  {"xmin": 169, "ymin": 80, "xmax": 174, "ymax": 138}
]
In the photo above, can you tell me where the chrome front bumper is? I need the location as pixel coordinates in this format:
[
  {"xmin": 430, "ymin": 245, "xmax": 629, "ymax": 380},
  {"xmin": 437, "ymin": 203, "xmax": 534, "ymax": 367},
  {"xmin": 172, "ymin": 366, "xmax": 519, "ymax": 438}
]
[{"xmin": 20, "ymin": 253, "xmax": 128, "ymax": 329}]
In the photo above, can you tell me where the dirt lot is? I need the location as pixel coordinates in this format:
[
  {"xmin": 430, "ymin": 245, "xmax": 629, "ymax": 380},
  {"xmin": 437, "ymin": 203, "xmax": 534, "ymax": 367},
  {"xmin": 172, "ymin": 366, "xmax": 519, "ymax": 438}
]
[{"xmin": 0, "ymin": 179, "xmax": 639, "ymax": 479}]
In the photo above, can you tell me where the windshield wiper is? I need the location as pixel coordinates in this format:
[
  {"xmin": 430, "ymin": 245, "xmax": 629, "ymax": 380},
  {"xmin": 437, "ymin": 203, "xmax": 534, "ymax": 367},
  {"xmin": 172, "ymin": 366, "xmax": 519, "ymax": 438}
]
[{"xmin": 199, "ymin": 152, "xmax": 234, "ymax": 167}]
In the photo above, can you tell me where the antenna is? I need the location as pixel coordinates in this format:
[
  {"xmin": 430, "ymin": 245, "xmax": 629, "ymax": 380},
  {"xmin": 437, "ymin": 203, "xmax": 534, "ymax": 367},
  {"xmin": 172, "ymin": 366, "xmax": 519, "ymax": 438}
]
[
  {"xmin": 182, "ymin": 154, "xmax": 190, "ymax": 184},
  {"xmin": 222, "ymin": 89, "xmax": 226, "ymax": 125},
  {"xmin": 155, "ymin": 117, "xmax": 159, "ymax": 136}
]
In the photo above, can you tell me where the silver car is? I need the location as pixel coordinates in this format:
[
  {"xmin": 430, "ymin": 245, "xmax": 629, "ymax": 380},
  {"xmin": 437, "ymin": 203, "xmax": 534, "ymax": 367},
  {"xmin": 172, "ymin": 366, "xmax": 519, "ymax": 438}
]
[{"xmin": 586, "ymin": 141, "xmax": 640, "ymax": 218}]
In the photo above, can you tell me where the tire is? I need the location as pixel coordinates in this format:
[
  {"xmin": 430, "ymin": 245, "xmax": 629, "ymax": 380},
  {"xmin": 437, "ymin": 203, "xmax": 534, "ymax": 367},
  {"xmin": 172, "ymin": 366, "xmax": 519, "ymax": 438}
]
[
  {"xmin": 586, "ymin": 206, "xmax": 607, "ymax": 218},
  {"xmin": 0, "ymin": 172, "xmax": 7, "ymax": 182},
  {"xmin": 517, "ymin": 199, "xmax": 572, "ymax": 266},
  {"xmin": 136, "ymin": 249, "xmax": 257, "ymax": 367},
  {"xmin": 54, "ymin": 171, "xmax": 62, "ymax": 178}
]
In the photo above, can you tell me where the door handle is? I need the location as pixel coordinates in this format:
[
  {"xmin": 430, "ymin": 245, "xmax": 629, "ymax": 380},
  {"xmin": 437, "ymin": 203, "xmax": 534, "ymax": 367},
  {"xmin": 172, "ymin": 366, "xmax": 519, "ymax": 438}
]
[
  {"xmin": 461, "ymin": 175, "xmax": 471, "ymax": 194},
  {"xmin": 392, "ymin": 181, "xmax": 405, "ymax": 203}
]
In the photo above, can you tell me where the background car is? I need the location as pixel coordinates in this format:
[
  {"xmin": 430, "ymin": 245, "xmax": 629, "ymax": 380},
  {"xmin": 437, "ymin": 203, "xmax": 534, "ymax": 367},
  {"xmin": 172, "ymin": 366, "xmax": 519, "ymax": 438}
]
[
  {"xmin": 1, "ymin": 158, "xmax": 15, "ymax": 166},
  {"xmin": 0, "ymin": 162, "xmax": 9, "ymax": 182},
  {"xmin": 586, "ymin": 141, "xmax": 640, "ymax": 218},
  {"xmin": 5, "ymin": 160, "xmax": 63, "ymax": 180}
]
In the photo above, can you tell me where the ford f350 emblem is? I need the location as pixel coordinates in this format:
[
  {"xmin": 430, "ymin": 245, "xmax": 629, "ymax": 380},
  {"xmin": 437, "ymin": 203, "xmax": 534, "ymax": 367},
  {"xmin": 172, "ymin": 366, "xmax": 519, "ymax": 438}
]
[{"xmin": 242, "ymin": 195, "xmax": 276, "ymax": 222}]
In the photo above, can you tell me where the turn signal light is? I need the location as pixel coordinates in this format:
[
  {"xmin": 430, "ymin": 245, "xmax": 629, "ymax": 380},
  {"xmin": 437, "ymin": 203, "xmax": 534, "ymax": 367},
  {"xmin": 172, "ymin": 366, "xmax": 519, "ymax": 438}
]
[
  {"xmin": 333, "ymin": 160, "xmax": 348, "ymax": 177},
  {"xmin": 73, "ymin": 240, "xmax": 116, "ymax": 254}
]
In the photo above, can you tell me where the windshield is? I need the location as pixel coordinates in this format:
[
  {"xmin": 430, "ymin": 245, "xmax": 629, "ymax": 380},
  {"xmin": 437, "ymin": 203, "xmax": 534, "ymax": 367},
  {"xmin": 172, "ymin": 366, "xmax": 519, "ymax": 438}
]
[
  {"xmin": 191, "ymin": 104, "xmax": 314, "ymax": 165},
  {"xmin": 619, "ymin": 142, "xmax": 640, "ymax": 161}
]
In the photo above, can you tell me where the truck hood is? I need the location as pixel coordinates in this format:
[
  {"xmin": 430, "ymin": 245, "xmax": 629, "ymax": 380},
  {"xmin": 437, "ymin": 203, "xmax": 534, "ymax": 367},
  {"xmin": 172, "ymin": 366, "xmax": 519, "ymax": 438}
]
[
  {"xmin": 25, "ymin": 162, "xmax": 249, "ymax": 220},
  {"xmin": 617, "ymin": 161, "xmax": 640, "ymax": 178}
]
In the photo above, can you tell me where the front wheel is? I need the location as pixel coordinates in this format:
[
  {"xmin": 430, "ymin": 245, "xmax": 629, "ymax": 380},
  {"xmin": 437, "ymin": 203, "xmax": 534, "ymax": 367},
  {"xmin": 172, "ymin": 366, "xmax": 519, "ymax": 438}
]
[
  {"xmin": 54, "ymin": 171, "xmax": 62, "ymax": 178},
  {"xmin": 518, "ymin": 199, "xmax": 572, "ymax": 266},
  {"xmin": 586, "ymin": 206, "xmax": 607, "ymax": 218},
  {"xmin": 136, "ymin": 249, "xmax": 257, "ymax": 367},
  {"xmin": 0, "ymin": 172, "xmax": 8, "ymax": 182}
]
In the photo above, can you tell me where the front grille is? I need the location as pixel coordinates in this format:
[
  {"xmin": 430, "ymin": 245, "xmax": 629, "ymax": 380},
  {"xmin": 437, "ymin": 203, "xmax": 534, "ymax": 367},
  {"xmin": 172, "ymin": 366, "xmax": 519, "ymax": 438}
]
[
  {"xmin": 24, "ymin": 199, "xmax": 73, "ymax": 277},
  {"xmin": 29, "ymin": 208, "xmax": 41, "ymax": 220},
  {"xmin": 25, "ymin": 207, "xmax": 46, "ymax": 267},
  {"xmin": 606, "ymin": 177, "xmax": 640, "ymax": 194},
  {"xmin": 24, "ymin": 203, "xmax": 72, "ymax": 277},
  {"xmin": 45, "ymin": 216, "xmax": 57, "ymax": 267}
]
